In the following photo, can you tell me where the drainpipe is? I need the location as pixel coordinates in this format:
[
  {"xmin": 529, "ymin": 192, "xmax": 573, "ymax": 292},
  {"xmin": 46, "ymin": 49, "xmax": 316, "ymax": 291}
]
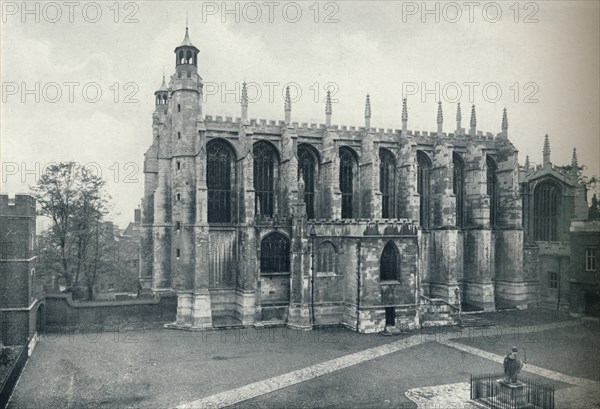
[
  {"xmin": 310, "ymin": 231, "xmax": 316, "ymax": 327},
  {"xmin": 356, "ymin": 241, "xmax": 362, "ymax": 332}
]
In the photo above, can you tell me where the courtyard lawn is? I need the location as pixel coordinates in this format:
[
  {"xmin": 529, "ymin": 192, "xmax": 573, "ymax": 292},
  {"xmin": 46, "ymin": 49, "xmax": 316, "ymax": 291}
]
[
  {"xmin": 8, "ymin": 326, "xmax": 399, "ymax": 409},
  {"xmin": 6, "ymin": 311, "xmax": 598, "ymax": 409}
]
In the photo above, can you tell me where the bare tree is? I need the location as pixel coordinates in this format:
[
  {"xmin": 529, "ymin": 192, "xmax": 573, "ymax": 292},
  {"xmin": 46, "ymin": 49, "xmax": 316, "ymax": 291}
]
[{"xmin": 32, "ymin": 162, "xmax": 110, "ymax": 299}]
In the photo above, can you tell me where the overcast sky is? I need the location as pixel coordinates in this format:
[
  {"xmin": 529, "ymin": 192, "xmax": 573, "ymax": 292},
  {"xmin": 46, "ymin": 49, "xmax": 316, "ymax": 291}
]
[{"xmin": 1, "ymin": 1, "xmax": 599, "ymax": 228}]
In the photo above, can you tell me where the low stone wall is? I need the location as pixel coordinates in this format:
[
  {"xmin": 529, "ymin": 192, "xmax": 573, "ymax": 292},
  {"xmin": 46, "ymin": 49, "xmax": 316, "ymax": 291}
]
[{"xmin": 45, "ymin": 293, "xmax": 177, "ymax": 332}]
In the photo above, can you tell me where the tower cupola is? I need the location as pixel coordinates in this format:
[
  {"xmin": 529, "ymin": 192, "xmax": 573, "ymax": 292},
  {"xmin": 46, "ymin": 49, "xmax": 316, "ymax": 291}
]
[
  {"xmin": 174, "ymin": 25, "xmax": 199, "ymax": 75},
  {"xmin": 154, "ymin": 74, "xmax": 169, "ymax": 110}
]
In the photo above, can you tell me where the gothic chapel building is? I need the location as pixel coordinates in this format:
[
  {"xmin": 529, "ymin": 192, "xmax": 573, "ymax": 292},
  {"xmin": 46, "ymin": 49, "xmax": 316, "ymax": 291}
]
[{"xmin": 140, "ymin": 28, "xmax": 529, "ymax": 333}]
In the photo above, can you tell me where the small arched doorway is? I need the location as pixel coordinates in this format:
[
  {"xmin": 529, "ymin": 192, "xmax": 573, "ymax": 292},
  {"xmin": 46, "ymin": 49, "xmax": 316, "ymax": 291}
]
[{"xmin": 36, "ymin": 303, "xmax": 46, "ymax": 334}]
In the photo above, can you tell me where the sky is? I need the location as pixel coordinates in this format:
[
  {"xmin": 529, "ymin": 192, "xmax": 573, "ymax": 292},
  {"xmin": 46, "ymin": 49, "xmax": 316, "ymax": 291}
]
[{"xmin": 1, "ymin": 1, "xmax": 599, "ymax": 229}]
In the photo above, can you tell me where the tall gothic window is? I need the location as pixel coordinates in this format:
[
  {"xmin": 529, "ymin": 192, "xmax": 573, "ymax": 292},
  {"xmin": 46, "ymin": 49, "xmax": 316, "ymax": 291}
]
[
  {"xmin": 417, "ymin": 151, "xmax": 432, "ymax": 228},
  {"xmin": 379, "ymin": 148, "xmax": 396, "ymax": 219},
  {"xmin": 298, "ymin": 145, "xmax": 318, "ymax": 219},
  {"xmin": 380, "ymin": 241, "xmax": 400, "ymax": 281},
  {"xmin": 486, "ymin": 155, "xmax": 498, "ymax": 227},
  {"xmin": 260, "ymin": 233, "xmax": 290, "ymax": 273},
  {"xmin": 534, "ymin": 181, "xmax": 560, "ymax": 241},
  {"xmin": 207, "ymin": 140, "xmax": 235, "ymax": 223},
  {"xmin": 254, "ymin": 141, "xmax": 277, "ymax": 216},
  {"xmin": 453, "ymin": 152, "xmax": 466, "ymax": 228},
  {"xmin": 317, "ymin": 241, "xmax": 336, "ymax": 274},
  {"xmin": 340, "ymin": 147, "xmax": 358, "ymax": 219}
]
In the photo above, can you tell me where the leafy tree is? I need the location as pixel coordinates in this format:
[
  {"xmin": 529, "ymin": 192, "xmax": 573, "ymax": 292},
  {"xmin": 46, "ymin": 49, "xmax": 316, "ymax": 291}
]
[{"xmin": 32, "ymin": 162, "xmax": 111, "ymax": 299}]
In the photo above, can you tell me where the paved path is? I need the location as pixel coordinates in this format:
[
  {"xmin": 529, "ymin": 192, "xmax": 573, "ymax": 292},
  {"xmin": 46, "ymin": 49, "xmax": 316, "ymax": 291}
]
[
  {"xmin": 177, "ymin": 335, "xmax": 423, "ymax": 408},
  {"xmin": 176, "ymin": 319, "xmax": 596, "ymax": 409}
]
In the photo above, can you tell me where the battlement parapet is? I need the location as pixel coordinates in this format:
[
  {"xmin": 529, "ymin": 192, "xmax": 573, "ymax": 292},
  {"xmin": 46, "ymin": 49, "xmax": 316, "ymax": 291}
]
[{"xmin": 202, "ymin": 113, "xmax": 512, "ymax": 146}]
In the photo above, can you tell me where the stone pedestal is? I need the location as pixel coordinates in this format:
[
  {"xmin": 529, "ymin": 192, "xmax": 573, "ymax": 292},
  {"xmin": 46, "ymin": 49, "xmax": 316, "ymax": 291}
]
[{"xmin": 496, "ymin": 380, "xmax": 531, "ymax": 409}]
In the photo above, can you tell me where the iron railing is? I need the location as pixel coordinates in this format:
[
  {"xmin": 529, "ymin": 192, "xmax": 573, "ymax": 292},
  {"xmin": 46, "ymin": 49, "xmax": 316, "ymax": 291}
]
[{"xmin": 470, "ymin": 373, "xmax": 554, "ymax": 409}]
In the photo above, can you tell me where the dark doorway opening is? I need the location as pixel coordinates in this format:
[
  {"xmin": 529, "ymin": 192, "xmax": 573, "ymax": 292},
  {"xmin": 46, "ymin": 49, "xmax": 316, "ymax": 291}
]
[
  {"xmin": 36, "ymin": 303, "xmax": 46, "ymax": 333},
  {"xmin": 584, "ymin": 291, "xmax": 600, "ymax": 317},
  {"xmin": 385, "ymin": 307, "xmax": 395, "ymax": 327}
]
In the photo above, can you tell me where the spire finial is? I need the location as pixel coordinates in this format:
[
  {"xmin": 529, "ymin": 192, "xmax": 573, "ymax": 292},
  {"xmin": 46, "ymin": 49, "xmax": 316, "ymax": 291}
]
[
  {"xmin": 186, "ymin": 12, "xmax": 189, "ymax": 30},
  {"xmin": 325, "ymin": 90, "xmax": 332, "ymax": 127},
  {"xmin": 284, "ymin": 86, "xmax": 291, "ymax": 125},
  {"xmin": 455, "ymin": 103, "xmax": 462, "ymax": 135},
  {"xmin": 241, "ymin": 82, "xmax": 248, "ymax": 106},
  {"xmin": 401, "ymin": 97, "xmax": 408, "ymax": 134},
  {"xmin": 502, "ymin": 108, "xmax": 508, "ymax": 131},
  {"xmin": 571, "ymin": 147, "xmax": 578, "ymax": 169},
  {"xmin": 437, "ymin": 101, "xmax": 443, "ymax": 134},
  {"xmin": 160, "ymin": 66, "xmax": 167, "ymax": 89},
  {"xmin": 469, "ymin": 104, "xmax": 477, "ymax": 136},
  {"xmin": 240, "ymin": 82, "xmax": 248, "ymax": 124},
  {"xmin": 543, "ymin": 134, "xmax": 551, "ymax": 165},
  {"xmin": 524, "ymin": 155, "xmax": 530, "ymax": 171},
  {"xmin": 364, "ymin": 94, "xmax": 371, "ymax": 129},
  {"xmin": 284, "ymin": 86, "xmax": 291, "ymax": 112}
]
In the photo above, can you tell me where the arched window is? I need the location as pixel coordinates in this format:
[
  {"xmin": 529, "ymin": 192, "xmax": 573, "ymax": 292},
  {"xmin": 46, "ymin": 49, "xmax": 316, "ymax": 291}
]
[
  {"xmin": 260, "ymin": 233, "xmax": 290, "ymax": 273},
  {"xmin": 178, "ymin": 50, "xmax": 184, "ymax": 65},
  {"xmin": 340, "ymin": 147, "xmax": 358, "ymax": 219},
  {"xmin": 207, "ymin": 140, "xmax": 235, "ymax": 223},
  {"xmin": 534, "ymin": 181, "xmax": 560, "ymax": 241},
  {"xmin": 380, "ymin": 241, "xmax": 400, "ymax": 281},
  {"xmin": 254, "ymin": 141, "xmax": 277, "ymax": 216},
  {"xmin": 186, "ymin": 50, "xmax": 192, "ymax": 64},
  {"xmin": 486, "ymin": 155, "xmax": 498, "ymax": 227},
  {"xmin": 379, "ymin": 148, "xmax": 396, "ymax": 219},
  {"xmin": 298, "ymin": 145, "xmax": 318, "ymax": 219},
  {"xmin": 417, "ymin": 151, "xmax": 432, "ymax": 228},
  {"xmin": 453, "ymin": 152, "xmax": 466, "ymax": 228},
  {"xmin": 317, "ymin": 241, "xmax": 336, "ymax": 273}
]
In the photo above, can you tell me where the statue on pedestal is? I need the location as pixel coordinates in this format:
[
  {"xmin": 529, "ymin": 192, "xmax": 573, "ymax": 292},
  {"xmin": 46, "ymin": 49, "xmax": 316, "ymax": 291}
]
[{"xmin": 503, "ymin": 346, "xmax": 524, "ymax": 384}]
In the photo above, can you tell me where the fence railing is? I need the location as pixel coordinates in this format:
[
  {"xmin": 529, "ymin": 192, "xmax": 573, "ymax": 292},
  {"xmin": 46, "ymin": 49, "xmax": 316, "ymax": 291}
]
[
  {"xmin": 470, "ymin": 373, "xmax": 554, "ymax": 409},
  {"xmin": 0, "ymin": 337, "xmax": 32, "ymax": 409}
]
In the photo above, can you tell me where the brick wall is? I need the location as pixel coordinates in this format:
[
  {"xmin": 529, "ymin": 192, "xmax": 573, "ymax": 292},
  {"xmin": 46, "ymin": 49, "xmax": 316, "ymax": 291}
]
[{"xmin": 44, "ymin": 293, "xmax": 177, "ymax": 332}]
